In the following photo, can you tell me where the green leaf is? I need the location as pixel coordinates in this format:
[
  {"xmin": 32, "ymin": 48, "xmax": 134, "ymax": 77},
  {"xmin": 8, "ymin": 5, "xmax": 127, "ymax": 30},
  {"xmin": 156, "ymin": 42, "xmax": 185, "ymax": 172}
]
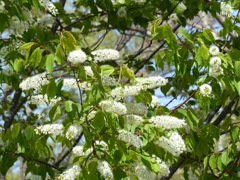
[
  {"xmin": 19, "ymin": 42, "xmax": 35, "ymax": 49},
  {"xmin": 12, "ymin": 123, "xmax": 21, "ymax": 139},
  {"xmin": 209, "ymin": 154, "xmax": 217, "ymax": 171},
  {"xmin": 64, "ymin": 100, "xmax": 74, "ymax": 113},
  {"xmin": 230, "ymin": 126, "xmax": 239, "ymax": 141},
  {"xmin": 55, "ymin": 44, "xmax": 64, "ymax": 64},
  {"xmin": 179, "ymin": 28, "xmax": 195, "ymax": 47},
  {"xmin": 49, "ymin": 104, "xmax": 61, "ymax": 122},
  {"xmin": 47, "ymin": 79, "xmax": 57, "ymax": 100},
  {"xmin": 92, "ymin": 111, "xmax": 105, "ymax": 131},
  {"xmin": 203, "ymin": 156, "xmax": 209, "ymax": 170},
  {"xmin": 234, "ymin": 61, "xmax": 240, "ymax": 76},
  {"xmin": 203, "ymin": 28, "xmax": 215, "ymax": 42},
  {"xmin": 221, "ymin": 151, "xmax": 230, "ymax": 166},
  {"xmin": 46, "ymin": 54, "xmax": 55, "ymax": 74},
  {"xmin": 100, "ymin": 65, "xmax": 115, "ymax": 75},
  {"xmin": 120, "ymin": 65, "xmax": 134, "ymax": 80},
  {"xmin": 29, "ymin": 47, "xmax": 44, "ymax": 68},
  {"xmin": 24, "ymin": 126, "xmax": 34, "ymax": 141}
]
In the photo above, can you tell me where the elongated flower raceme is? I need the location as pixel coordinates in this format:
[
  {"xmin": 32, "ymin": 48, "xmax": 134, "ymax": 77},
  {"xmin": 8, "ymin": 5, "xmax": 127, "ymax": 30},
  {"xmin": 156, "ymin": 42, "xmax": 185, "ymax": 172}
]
[
  {"xmin": 155, "ymin": 131, "xmax": 186, "ymax": 156},
  {"xmin": 99, "ymin": 100, "xmax": 127, "ymax": 115},
  {"xmin": 123, "ymin": 114, "xmax": 144, "ymax": 125},
  {"xmin": 150, "ymin": 95, "xmax": 161, "ymax": 107},
  {"xmin": 149, "ymin": 115, "xmax": 186, "ymax": 129},
  {"xmin": 135, "ymin": 165, "xmax": 152, "ymax": 180},
  {"xmin": 72, "ymin": 145, "xmax": 93, "ymax": 157},
  {"xmin": 84, "ymin": 66, "xmax": 94, "ymax": 77},
  {"xmin": 101, "ymin": 74, "xmax": 118, "ymax": 86},
  {"xmin": 220, "ymin": 2, "xmax": 232, "ymax": 17},
  {"xmin": 97, "ymin": 161, "xmax": 114, "ymax": 180},
  {"xmin": 133, "ymin": 76, "xmax": 168, "ymax": 90},
  {"xmin": 27, "ymin": 95, "xmax": 61, "ymax": 105},
  {"xmin": 58, "ymin": 164, "xmax": 81, "ymax": 180},
  {"xmin": 66, "ymin": 124, "xmax": 82, "ymax": 140},
  {"xmin": 152, "ymin": 154, "xmax": 170, "ymax": 177},
  {"xmin": 91, "ymin": 49, "xmax": 120, "ymax": 63},
  {"xmin": 117, "ymin": 129, "xmax": 143, "ymax": 148},
  {"xmin": 35, "ymin": 124, "xmax": 64, "ymax": 136},
  {"xmin": 20, "ymin": 72, "xmax": 50, "ymax": 91},
  {"xmin": 125, "ymin": 103, "xmax": 147, "ymax": 116},
  {"xmin": 111, "ymin": 85, "xmax": 142, "ymax": 100},
  {"xmin": 63, "ymin": 78, "xmax": 91, "ymax": 91},
  {"xmin": 67, "ymin": 49, "xmax": 87, "ymax": 65},
  {"xmin": 39, "ymin": 0, "xmax": 59, "ymax": 16}
]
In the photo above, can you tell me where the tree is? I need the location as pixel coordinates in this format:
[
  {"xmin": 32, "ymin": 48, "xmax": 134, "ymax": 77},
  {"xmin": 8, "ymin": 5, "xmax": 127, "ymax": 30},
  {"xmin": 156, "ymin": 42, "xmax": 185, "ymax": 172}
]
[{"xmin": 0, "ymin": 0, "xmax": 240, "ymax": 179}]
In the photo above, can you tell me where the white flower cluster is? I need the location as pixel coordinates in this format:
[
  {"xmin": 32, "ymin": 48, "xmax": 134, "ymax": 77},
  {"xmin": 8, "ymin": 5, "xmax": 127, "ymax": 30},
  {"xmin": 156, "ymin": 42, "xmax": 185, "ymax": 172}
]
[
  {"xmin": 178, "ymin": 2, "xmax": 187, "ymax": 12},
  {"xmin": 39, "ymin": 0, "xmax": 59, "ymax": 16},
  {"xmin": 152, "ymin": 155, "xmax": 170, "ymax": 177},
  {"xmin": 150, "ymin": 95, "xmax": 161, "ymax": 107},
  {"xmin": 2, "ymin": 66, "xmax": 14, "ymax": 76},
  {"xmin": 220, "ymin": 2, "xmax": 232, "ymax": 17},
  {"xmin": 135, "ymin": 165, "xmax": 152, "ymax": 180},
  {"xmin": 84, "ymin": 66, "xmax": 94, "ymax": 77},
  {"xmin": 111, "ymin": 85, "xmax": 142, "ymax": 100},
  {"xmin": 66, "ymin": 124, "xmax": 82, "ymax": 140},
  {"xmin": 27, "ymin": 95, "xmax": 61, "ymax": 105},
  {"xmin": 63, "ymin": 78, "xmax": 91, "ymax": 91},
  {"xmin": 72, "ymin": 145, "xmax": 93, "ymax": 157},
  {"xmin": 91, "ymin": 49, "xmax": 120, "ymax": 63},
  {"xmin": 169, "ymin": 13, "xmax": 178, "ymax": 23},
  {"xmin": 125, "ymin": 103, "xmax": 147, "ymax": 116},
  {"xmin": 123, "ymin": 114, "xmax": 144, "ymax": 125},
  {"xmin": 58, "ymin": 164, "xmax": 81, "ymax": 180},
  {"xmin": 99, "ymin": 100, "xmax": 127, "ymax": 115},
  {"xmin": 133, "ymin": 76, "xmax": 168, "ymax": 90},
  {"xmin": 10, "ymin": 16, "xmax": 29, "ymax": 37},
  {"xmin": 96, "ymin": 140, "xmax": 108, "ymax": 150},
  {"xmin": 209, "ymin": 46, "xmax": 223, "ymax": 77},
  {"xmin": 117, "ymin": 8, "xmax": 127, "ymax": 17},
  {"xmin": 155, "ymin": 131, "xmax": 186, "ymax": 156},
  {"xmin": 199, "ymin": 84, "xmax": 212, "ymax": 97},
  {"xmin": 117, "ymin": 129, "xmax": 143, "ymax": 148},
  {"xmin": 97, "ymin": 161, "xmax": 114, "ymax": 180},
  {"xmin": 36, "ymin": 15, "xmax": 55, "ymax": 28},
  {"xmin": 20, "ymin": 72, "xmax": 50, "ymax": 91},
  {"xmin": 101, "ymin": 74, "xmax": 118, "ymax": 86},
  {"xmin": 67, "ymin": 50, "xmax": 87, "ymax": 66},
  {"xmin": 35, "ymin": 124, "xmax": 64, "ymax": 136},
  {"xmin": 149, "ymin": 115, "xmax": 186, "ymax": 129}
]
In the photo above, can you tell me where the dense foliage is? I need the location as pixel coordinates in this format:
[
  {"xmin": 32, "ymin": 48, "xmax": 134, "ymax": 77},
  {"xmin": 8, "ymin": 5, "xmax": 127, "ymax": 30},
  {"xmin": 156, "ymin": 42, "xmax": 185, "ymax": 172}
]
[{"xmin": 0, "ymin": 0, "xmax": 240, "ymax": 179}]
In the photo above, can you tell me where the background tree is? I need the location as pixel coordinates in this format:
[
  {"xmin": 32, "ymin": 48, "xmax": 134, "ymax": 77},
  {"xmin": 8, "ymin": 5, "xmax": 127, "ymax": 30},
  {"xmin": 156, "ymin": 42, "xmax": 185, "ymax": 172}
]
[{"xmin": 0, "ymin": 0, "xmax": 240, "ymax": 179}]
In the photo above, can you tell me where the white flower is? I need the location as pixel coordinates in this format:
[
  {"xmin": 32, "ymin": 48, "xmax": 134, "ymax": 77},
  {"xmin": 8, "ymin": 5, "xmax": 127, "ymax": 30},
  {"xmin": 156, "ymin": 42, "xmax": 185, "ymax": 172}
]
[
  {"xmin": 209, "ymin": 66, "xmax": 223, "ymax": 77},
  {"xmin": 152, "ymin": 155, "xmax": 170, "ymax": 177},
  {"xmin": 99, "ymin": 100, "xmax": 127, "ymax": 115},
  {"xmin": 96, "ymin": 140, "xmax": 108, "ymax": 150},
  {"xmin": 63, "ymin": 78, "xmax": 91, "ymax": 91},
  {"xmin": 149, "ymin": 115, "xmax": 186, "ymax": 129},
  {"xmin": 155, "ymin": 131, "xmax": 186, "ymax": 156},
  {"xmin": 209, "ymin": 57, "xmax": 221, "ymax": 67},
  {"xmin": 150, "ymin": 95, "xmax": 161, "ymax": 107},
  {"xmin": 58, "ymin": 164, "xmax": 81, "ymax": 180},
  {"xmin": 169, "ymin": 13, "xmax": 178, "ymax": 22},
  {"xmin": 117, "ymin": 8, "xmax": 127, "ymax": 17},
  {"xmin": 84, "ymin": 66, "xmax": 94, "ymax": 77},
  {"xmin": 20, "ymin": 72, "xmax": 50, "ymax": 91},
  {"xmin": 123, "ymin": 115, "xmax": 144, "ymax": 125},
  {"xmin": 178, "ymin": 2, "xmax": 187, "ymax": 12},
  {"xmin": 35, "ymin": 124, "xmax": 64, "ymax": 136},
  {"xmin": 67, "ymin": 50, "xmax": 87, "ymax": 65},
  {"xmin": 125, "ymin": 103, "xmax": 147, "ymax": 116},
  {"xmin": 27, "ymin": 95, "xmax": 61, "ymax": 105},
  {"xmin": 39, "ymin": 0, "xmax": 58, "ymax": 16},
  {"xmin": 97, "ymin": 161, "xmax": 114, "ymax": 180},
  {"xmin": 111, "ymin": 85, "xmax": 142, "ymax": 100},
  {"xmin": 135, "ymin": 165, "xmax": 152, "ymax": 180},
  {"xmin": 117, "ymin": 129, "xmax": 143, "ymax": 148},
  {"xmin": 199, "ymin": 84, "xmax": 212, "ymax": 96},
  {"xmin": 220, "ymin": 2, "xmax": 232, "ymax": 17},
  {"xmin": 91, "ymin": 49, "xmax": 120, "ymax": 63},
  {"xmin": 133, "ymin": 76, "xmax": 168, "ymax": 89},
  {"xmin": 72, "ymin": 145, "xmax": 93, "ymax": 157},
  {"xmin": 66, "ymin": 124, "xmax": 82, "ymax": 140},
  {"xmin": 209, "ymin": 46, "xmax": 219, "ymax": 56},
  {"xmin": 101, "ymin": 74, "xmax": 118, "ymax": 86}
]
